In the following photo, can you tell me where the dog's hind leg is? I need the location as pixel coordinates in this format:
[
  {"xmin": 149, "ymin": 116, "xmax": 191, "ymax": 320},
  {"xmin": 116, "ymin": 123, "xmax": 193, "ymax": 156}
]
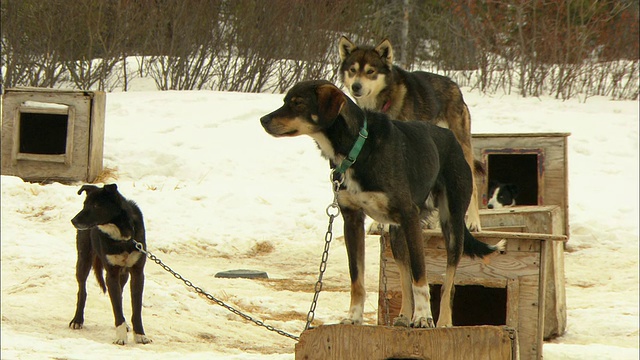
[
  {"xmin": 340, "ymin": 208, "xmax": 367, "ymax": 325},
  {"xmin": 70, "ymin": 231, "xmax": 93, "ymax": 329},
  {"xmin": 388, "ymin": 225, "xmax": 415, "ymax": 327},
  {"xmin": 130, "ymin": 265, "xmax": 152, "ymax": 344},
  {"xmin": 451, "ymin": 105, "xmax": 482, "ymax": 231},
  {"xmin": 436, "ymin": 194, "xmax": 465, "ymax": 327}
]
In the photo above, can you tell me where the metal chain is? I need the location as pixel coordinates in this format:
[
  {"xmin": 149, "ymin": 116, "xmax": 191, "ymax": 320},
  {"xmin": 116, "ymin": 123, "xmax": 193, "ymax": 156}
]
[
  {"xmin": 378, "ymin": 223, "xmax": 390, "ymax": 326},
  {"xmin": 304, "ymin": 177, "xmax": 342, "ymax": 330},
  {"xmin": 130, "ymin": 173, "xmax": 343, "ymax": 341},
  {"xmin": 132, "ymin": 240, "xmax": 301, "ymax": 341}
]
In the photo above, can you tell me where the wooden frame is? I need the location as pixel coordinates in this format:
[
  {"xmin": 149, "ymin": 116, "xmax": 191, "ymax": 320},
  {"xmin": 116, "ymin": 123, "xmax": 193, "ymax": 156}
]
[{"xmin": 1, "ymin": 87, "xmax": 105, "ymax": 182}]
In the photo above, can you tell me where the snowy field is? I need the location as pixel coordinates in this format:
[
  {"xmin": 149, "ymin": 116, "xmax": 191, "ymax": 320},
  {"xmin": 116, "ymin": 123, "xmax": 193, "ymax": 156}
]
[{"xmin": 1, "ymin": 77, "xmax": 638, "ymax": 359}]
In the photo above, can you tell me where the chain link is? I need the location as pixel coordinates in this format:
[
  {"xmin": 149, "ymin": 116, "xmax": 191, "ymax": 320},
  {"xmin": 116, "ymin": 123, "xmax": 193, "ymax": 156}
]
[
  {"xmin": 304, "ymin": 177, "xmax": 342, "ymax": 330},
  {"xmin": 132, "ymin": 240, "xmax": 301, "ymax": 341}
]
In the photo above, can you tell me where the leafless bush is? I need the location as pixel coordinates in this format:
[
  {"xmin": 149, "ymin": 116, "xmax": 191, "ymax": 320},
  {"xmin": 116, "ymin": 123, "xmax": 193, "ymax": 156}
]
[{"xmin": 1, "ymin": 0, "xmax": 637, "ymax": 100}]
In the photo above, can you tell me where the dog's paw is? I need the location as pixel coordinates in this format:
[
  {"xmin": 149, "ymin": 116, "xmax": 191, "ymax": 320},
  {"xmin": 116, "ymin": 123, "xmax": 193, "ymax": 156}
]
[
  {"xmin": 113, "ymin": 323, "xmax": 128, "ymax": 345},
  {"xmin": 467, "ymin": 219, "xmax": 482, "ymax": 232},
  {"xmin": 340, "ymin": 318, "xmax": 362, "ymax": 325},
  {"xmin": 135, "ymin": 333, "xmax": 153, "ymax": 344},
  {"xmin": 69, "ymin": 321, "xmax": 84, "ymax": 330},
  {"xmin": 392, "ymin": 314, "xmax": 411, "ymax": 327},
  {"xmin": 411, "ymin": 316, "xmax": 435, "ymax": 328}
]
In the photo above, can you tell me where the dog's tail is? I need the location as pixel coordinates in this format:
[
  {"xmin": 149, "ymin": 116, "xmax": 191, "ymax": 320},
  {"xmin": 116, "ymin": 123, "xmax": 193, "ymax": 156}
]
[
  {"xmin": 463, "ymin": 228, "xmax": 505, "ymax": 258},
  {"xmin": 92, "ymin": 256, "xmax": 107, "ymax": 293}
]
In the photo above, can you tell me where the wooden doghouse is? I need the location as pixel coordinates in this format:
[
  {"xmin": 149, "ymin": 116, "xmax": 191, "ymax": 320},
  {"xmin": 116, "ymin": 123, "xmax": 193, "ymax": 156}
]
[
  {"xmin": 377, "ymin": 227, "xmax": 567, "ymax": 360},
  {"xmin": 472, "ymin": 133, "xmax": 570, "ymax": 236},
  {"xmin": 375, "ymin": 133, "xmax": 570, "ymax": 360},
  {"xmin": 1, "ymin": 87, "xmax": 105, "ymax": 183},
  {"xmin": 471, "ymin": 132, "xmax": 570, "ymax": 339}
]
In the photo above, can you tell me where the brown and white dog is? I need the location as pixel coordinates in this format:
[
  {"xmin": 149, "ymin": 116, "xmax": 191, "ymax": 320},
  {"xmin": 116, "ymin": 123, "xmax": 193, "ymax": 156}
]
[
  {"xmin": 260, "ymin": 80, "xmax": 503, "ymax": 327},
  {"xmin": 338, "ymin": 36, "xmax": 483, "ymax": 232},
  {"xmin": 69, "ymin": 184, "xmax": 151, "ymax": 345}
]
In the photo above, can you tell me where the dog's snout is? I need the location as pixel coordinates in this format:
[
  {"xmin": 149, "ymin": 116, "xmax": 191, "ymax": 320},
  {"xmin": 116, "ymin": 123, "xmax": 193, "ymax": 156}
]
[
  {"xmin": 487, "ymin": 204, "xmax": 494, "ymax": 209},
  {"xmin": 351, "ymin": 82, "xmax": 362, "ymax": 93},
  {"xmin": 260, "ymin": 115, "xmax": 271, "ymax": 126}
]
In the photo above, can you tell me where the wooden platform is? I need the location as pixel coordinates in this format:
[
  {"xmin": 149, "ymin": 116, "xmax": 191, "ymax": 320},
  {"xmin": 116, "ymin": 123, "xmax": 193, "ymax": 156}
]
[
  {"xmin": 295, "ymin": 325, "xmax": 517, "ymax": 360},
  {"xmin": 376, "ymin": 207, "xmax": 567, "ymax": 360}
]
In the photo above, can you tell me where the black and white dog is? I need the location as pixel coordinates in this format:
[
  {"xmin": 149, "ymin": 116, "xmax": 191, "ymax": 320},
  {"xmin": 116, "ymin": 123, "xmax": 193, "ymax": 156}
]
[
  {"xmin": 487, "ymin": 182, "xmax": 519, "ymax": 209},
  {"xmin": 261, "ymin": 80, "xmax": 504, "ymax": 328},
  {"xmin": 69, "ymin": 184, "xmax": 152, "ymax": 345}
]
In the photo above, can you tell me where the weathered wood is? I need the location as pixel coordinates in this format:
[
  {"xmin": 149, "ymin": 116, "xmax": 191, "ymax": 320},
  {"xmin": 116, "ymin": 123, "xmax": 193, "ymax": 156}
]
[
  {"xmin": 377, "ymin": 225, "xmax": 566, "ymax": 360},
  {"xmin": 471, "ymin": 133, "xmax": 570, "ymax": 237},
  {"xmin": 478, "ymin": 206, "xmax": 567, "ymax": 339},
  {"xmin": 1, "ymin": 88, "xmax": 105, "ymax": 182},
  {"xmin": 295, "ymin": 325, "xmax": 517, "ymax": 360}
]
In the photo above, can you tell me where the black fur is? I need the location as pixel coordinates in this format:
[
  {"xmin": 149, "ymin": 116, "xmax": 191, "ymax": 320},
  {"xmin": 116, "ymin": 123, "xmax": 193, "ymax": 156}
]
[
  {"xmin": 260, "ymin": 80, "xmax": 502, "ymax": 327},
  {"xmin": 69, "ymin": 184, "xmax": 151, "ymax": 345}
]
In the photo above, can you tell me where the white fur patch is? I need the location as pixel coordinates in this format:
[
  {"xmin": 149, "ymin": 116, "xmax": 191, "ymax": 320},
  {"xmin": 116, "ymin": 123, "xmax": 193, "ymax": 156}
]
[
  {"xmin": 338, "ymin": 189, "xmax": 394, "ymax": 224},
  {"xmin": 309, "ymin": 132, "xmax": 337, "ymax": 161},
  {"xmin": 114, "ymin": 323, "xmax": 128, "ymax": 345},
  {"xmin": 436, "ymin": 120, "xmax": 450, "ymax": 129},
  {"xmin": 412, "ymin": 283, "xmax": 433, "ymax": 327},
  {"xmin": 106, "ymin": 251, "xmax": 142, "ymax": 267},
  {"xmin": 342, "ymin": 303, "xmax": 364, "ymax": 325},
  {"xmin": 346, "ymin": 75, "xmax": 387, "ymax": 111},
  {"xmin": 98, "ymin": 224, "xmax": 130, "ymax": 241}
]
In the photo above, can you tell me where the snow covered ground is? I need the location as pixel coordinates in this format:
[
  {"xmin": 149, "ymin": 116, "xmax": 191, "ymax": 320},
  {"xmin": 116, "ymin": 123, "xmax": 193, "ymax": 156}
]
[{"xmin": 1, "ymin": 78, "xmax": 638, "ymax": 359}]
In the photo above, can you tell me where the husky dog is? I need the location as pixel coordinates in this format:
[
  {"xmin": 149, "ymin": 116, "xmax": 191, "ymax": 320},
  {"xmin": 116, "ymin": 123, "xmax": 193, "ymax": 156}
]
[{"xmin": 338, "ymin": 36, "xmax": 483, "ymax": 231}]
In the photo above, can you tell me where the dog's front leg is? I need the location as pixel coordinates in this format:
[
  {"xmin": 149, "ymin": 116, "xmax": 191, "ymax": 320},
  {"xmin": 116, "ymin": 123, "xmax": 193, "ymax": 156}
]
[
  {"xmin": 69, "ymin": 232, "xmax": 93, "ymax": 329},
  {"xmin": 402, "ymin": 214, "xmax": 435, "ymax": 328},
  {"xmin": 340, "ymin": 207, "xmax": 366, "ymax": 325},
  {"xmin": 106, "ymin": 267, "xmax": 128, "ymax": 345}
]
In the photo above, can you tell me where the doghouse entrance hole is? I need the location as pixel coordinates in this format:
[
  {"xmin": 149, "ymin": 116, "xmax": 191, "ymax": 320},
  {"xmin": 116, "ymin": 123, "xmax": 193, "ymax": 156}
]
[
  {"xmin": 430, "ymin": 284, "xmax": 507, "ymax": 326},
  {"xmin": 18, "ymin": 103, "xmax": 70, "ymax": 155},
  {"xmin": 487, "ymin": 153, "xmax": 539, "ymax": 205}
]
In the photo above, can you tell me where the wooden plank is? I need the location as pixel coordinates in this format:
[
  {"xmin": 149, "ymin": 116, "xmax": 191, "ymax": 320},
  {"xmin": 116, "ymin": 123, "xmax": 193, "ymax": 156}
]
[
  {"xmin": 517, "ymin": 275, "xmax": 541, "ymax": 360},
  {"xmin": 295, "ymin": 325, "xmax": 516, "ymax": 360},
  {"xmin": 87, "ymin": 91, "xmax": 105, "ymax": 182},
  {"xmin": 506, "ymin": 278, "xmax": 519, "ymax": 329},
  {"xmin": 472, "ymin": 132, "xmax": 570, "ymax": 138}
]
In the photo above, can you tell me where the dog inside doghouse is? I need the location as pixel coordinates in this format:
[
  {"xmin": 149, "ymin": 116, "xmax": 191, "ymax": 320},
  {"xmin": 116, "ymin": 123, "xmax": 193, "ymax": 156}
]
[{"xmin": 484, "ymin": 152, "xmax": 540, "ymax": 208}]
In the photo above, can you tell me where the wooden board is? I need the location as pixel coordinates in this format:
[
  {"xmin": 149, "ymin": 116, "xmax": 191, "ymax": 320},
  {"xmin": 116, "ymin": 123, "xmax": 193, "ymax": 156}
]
[{"xmin": 295, "ymin": 325, "xmax": 517, "ymax": 360}]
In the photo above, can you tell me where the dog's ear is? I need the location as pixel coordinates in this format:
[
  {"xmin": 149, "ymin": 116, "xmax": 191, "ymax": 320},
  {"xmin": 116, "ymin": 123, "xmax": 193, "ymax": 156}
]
[
  {"xmin": 104, "ymin": 183, "xmax": 118, "ymax": 193},
  {"xmin": 374, "ymin": 39, "xmax": 394, "ymax": 68},
  {"xmin": 316, "ymin": 84, "xmax": 345, "ymax": 125},
  {"xmin": 338, "ymin": 36, "xmax": 357, "ymax": 61},
  {"xmin": 77, "ymin": 184, "xmax": 99, "ymax": 196},
  {"xmin": 506, "ymin": 184, "xmax": 519, "ymax": 197}
]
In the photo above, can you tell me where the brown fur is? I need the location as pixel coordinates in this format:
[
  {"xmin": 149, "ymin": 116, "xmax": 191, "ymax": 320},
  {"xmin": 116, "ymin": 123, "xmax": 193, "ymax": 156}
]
[{"xmin": 338, "ymin": 36, "xmax": 482, "ymax": 231}]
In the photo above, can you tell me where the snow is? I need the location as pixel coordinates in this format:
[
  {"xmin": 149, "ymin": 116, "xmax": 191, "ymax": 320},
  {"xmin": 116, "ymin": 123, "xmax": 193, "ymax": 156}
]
[{"xmin": 1, "ymin": 77, "xmax": 638, "ymax": 359}]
